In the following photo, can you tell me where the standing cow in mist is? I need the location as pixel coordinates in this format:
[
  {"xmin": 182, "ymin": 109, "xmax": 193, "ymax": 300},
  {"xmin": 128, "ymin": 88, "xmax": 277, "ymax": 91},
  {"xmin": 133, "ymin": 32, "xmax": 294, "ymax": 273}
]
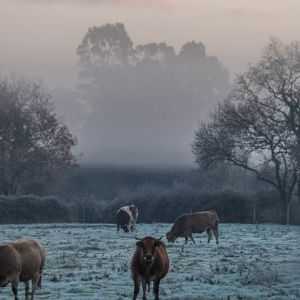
[
  {"xmin": 116, "ymin": 205, "xmax": 139, "ymax": 233},
  {"xmin": 131, "ymin": 236, "xmax": 169, "ymax": 300},
  {"xmin": 0, "ymin": 238, "xmax": 46, "ymax": 300},
  {"xmin": 166, "ymin": 211, "xmax": 219, "ymax": 244}
]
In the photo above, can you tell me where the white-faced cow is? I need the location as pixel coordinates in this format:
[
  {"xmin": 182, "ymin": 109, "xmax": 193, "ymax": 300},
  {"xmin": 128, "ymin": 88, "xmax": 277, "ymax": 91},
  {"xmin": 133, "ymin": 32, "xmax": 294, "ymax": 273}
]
[
  {"xmin": 131, "ymin": 236, "xmax": 169, "ymax": 300},
  {"xmin": 0, "ymin": 238, "xmax": 46, "ymax": 300},
  {"xmin": 116, "ymin": 205, "xmax": 139, "ymax": 233},
  {"xmin": 166, "ymin": 210, "xmax": 219, "ymax": 244}
]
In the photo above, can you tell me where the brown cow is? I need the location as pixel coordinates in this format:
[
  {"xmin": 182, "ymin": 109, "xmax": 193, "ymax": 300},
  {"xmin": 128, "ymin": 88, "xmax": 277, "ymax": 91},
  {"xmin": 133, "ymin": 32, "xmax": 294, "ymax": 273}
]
[
  {"xmin": 0, "ymin": 239, "xmax": 46, "ymax": 300},
  {"xmin": 166, "ymin": 211, "xmax": 219, "ymax": 244},
  {"xmin": 131, "ymin": 236, "xmax": 169, "ymax": 300}
]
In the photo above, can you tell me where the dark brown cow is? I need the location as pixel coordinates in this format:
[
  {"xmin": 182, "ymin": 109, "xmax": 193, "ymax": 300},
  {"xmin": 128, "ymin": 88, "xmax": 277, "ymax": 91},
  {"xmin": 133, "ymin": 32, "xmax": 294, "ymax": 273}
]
[
  {"xmin": 166, "ymin": 211, "xmax": 219, "ymax": 244},
  {"xmin": 116, "ymin": 205, "xmax": 139, "ymax": 233},
  {"xmin": 0, "ymin": 238, "xmax": 46, "ymax": 300},
  {"xmin": 131, "ymin": 236, "xmax": 169, "ymax": 300}
]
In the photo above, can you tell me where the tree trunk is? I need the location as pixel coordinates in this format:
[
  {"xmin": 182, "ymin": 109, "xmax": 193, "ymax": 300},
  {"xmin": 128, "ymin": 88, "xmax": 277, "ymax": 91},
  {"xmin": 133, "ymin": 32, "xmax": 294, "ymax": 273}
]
[
  {"xmin": 286, "ymin": 202, "xmax": 290, "ymax": 225},
  {"xmin": 296, "ymin": 138, "xmax": 300, "ymax": 201},
  {"xmin": 252, "ymin": 203, "xmax": 257, "ymax": 224},
  {"xmin": 298, "ymin": 178, "xmax": 300, "ymax": 202}
]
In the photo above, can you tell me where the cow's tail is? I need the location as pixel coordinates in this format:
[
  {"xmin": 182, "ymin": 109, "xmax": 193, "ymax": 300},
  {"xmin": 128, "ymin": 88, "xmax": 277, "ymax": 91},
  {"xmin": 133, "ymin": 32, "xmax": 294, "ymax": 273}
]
[
  {"xmin": 215, "ymin": 217, "xmax": 220, "ymax": 244},
  {"xmin": 38, "ymin": 247, "xmax": 46, "ymax": 289},
  {"xmin": 215, "ymin": 218, "xmax": 219, "ymax": 231},
  {"xmin": 38, "ymin": 258, "xmax": 44, "ymax": 289}
]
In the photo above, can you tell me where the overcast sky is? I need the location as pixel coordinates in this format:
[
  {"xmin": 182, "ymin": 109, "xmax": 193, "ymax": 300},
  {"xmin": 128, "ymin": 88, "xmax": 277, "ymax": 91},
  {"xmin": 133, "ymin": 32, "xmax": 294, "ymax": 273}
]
[
  {"xmin": 1, "ymin": 0, "xmax": 299, "ymax": 167},
  {"xmin": 1, "ymin": 0, "xmax": 299, "ymax": 87}
]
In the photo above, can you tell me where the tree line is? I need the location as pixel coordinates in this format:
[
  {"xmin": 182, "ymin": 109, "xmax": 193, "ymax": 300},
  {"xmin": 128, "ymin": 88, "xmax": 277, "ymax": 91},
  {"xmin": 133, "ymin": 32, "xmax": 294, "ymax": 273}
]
[{"xmin": 0, "ymin": 167, "xmax": 299, "ymax": 224}]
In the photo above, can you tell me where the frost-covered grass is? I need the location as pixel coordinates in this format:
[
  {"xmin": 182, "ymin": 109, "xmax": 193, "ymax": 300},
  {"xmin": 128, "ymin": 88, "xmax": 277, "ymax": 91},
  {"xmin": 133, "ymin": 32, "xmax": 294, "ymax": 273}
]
[{"xmin": 0, "ymin": 223, "xmax": 299, "ymax": 299}]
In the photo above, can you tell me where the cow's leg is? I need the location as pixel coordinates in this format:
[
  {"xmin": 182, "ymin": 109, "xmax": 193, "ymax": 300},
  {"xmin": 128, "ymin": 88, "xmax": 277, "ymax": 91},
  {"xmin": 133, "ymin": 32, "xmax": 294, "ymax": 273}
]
[
  {"xmin": 153, "ymin": 279, "xmax": 160, "ymax": 300},
  {"xmin": 130, "ymin": 223, "xmax": 134, "ymax": 232},
  {"xmin": 11, "ymin": 277, "xmax": 19, "ymax": 300},
  {"xmin": 127, "ymin": 224, "xmax": 132, "ymax": 232},
  {"xmin": 133, "ymin": 277, "xmax": 141, "ymax": 300},
  {"xmin": 133, "ymin": 221, "xmax": 138, "ymax": 232},
  {"xmin": 189, "ymin": 233, "xmax": 196, "ymax": 244},
  {"xmin": 25, "ymin": 281, "xmax": 30, "ymax": 300},
  {"xmin": 142, "ymin": 281, "xmax": 148, "ymax": 300},
  {"xmin": 213, "ymin": 228, "xmax": 219, "ymax": 244},
  {"xmin": 30, "ymin": 273, "xmax": 40, "ymax": 300},
  {"xmin": 117, "ymin": 223, "xmax": 120, "ymax": 232},
  {"xmin": 185, "ymin": 236, "xmax": 188, "ymax": 244},
  {"xmin": 207, "ymin": 229, "xmax": 213, "ymax": 244}
]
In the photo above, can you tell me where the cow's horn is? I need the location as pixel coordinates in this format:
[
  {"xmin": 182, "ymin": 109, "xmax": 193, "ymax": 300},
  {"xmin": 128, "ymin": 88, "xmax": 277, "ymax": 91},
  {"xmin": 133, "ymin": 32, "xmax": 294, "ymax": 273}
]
[
  {"xmin": 134, "ymin": 237, "xmax": 142, "ymax": 240},
  {"xmin": 157, "ymin": 236, "xmax": 163, "ymax": 240}
]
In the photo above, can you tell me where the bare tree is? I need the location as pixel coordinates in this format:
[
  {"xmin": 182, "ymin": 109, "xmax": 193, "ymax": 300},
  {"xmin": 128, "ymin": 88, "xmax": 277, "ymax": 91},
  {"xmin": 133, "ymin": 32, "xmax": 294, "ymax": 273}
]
[
  {"xmin": 0, "ymin": 77, "xmax": 78, "ymax": 195},
  {"xmin": 193, "ymin": 39, "xmax": 300, "ymax": 225}
]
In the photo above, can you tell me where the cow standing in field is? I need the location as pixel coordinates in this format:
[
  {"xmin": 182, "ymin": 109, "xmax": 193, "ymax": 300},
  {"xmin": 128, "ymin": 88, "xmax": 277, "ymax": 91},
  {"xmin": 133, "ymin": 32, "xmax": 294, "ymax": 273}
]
[
  {"xmin": 116, "ymin": 205, "xmax": 139, "ymax": 233},
  {"xmin": 0, "ymin": 238, "xmax": 46, "ymax": 300},
  {"xmin": 131, "ymin": 236, "xmax": 169, "ymax": 300},
  {"xmin": 166, "ymin": 211, "xmax": 219, "ymax": 244}
]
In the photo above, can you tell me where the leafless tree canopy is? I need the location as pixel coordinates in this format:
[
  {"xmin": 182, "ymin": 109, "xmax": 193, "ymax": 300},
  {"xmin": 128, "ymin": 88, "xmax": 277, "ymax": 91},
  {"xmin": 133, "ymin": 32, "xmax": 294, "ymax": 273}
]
[{"xmin": 193, "ymin": 39, "xmax": 300, "ymax": 224}]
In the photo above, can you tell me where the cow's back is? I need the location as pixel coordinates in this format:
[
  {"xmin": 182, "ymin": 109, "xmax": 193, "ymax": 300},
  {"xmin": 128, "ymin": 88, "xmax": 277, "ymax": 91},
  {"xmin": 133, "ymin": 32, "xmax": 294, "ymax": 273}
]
[
  {"xmin": 190, "ymin": 211, "xmax": 218, "ymax": 231},
  {"xmin": 12, "ymin": 239, "xmax": 45, "ymax": 282}
]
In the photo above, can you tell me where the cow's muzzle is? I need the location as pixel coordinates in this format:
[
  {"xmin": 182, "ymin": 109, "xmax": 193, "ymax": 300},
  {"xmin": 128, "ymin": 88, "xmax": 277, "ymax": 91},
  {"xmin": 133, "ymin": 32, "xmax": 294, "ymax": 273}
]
[{"xmin": 144, "ymin": 254, "xmax": 153, "ymax": 264}]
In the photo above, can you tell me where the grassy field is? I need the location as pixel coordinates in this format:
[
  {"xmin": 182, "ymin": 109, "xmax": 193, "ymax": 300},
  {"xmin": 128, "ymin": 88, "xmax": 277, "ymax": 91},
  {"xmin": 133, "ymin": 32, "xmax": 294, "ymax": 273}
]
[{"xmin": 0, "ymin": 223, "xmax": 299, "ymax": 299}]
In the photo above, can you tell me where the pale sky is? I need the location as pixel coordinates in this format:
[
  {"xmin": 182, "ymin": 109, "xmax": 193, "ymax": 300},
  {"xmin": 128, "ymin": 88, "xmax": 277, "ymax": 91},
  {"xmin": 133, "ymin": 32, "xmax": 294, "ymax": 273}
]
[{"xmin": 1, "ymin": 0, "xmax": 299, "ymax": 88}]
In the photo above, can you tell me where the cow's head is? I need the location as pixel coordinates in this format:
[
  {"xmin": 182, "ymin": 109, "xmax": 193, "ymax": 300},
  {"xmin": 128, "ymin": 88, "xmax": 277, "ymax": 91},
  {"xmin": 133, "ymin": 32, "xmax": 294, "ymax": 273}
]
[
  {"xmin": 121, "ymin": 225, "xmax": 129, "ymax": 233},
  {"xmin": 135, "ymin": 236, "xmax": 163, "ymax": 265},
  {"xmin": 166, "ymin": 231, "xmax": 176, "ymax": 243}
]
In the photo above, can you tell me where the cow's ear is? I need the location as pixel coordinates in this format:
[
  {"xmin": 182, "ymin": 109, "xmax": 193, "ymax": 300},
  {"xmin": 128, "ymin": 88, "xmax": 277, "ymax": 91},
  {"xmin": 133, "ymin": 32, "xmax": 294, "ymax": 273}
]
[
  {"xmin": 136, "ymin": 241, "xmax": 143, "ymax": 248},
  {"xmin": 155, "ymin": 240, "xmax": 163, "ymax": 248}
]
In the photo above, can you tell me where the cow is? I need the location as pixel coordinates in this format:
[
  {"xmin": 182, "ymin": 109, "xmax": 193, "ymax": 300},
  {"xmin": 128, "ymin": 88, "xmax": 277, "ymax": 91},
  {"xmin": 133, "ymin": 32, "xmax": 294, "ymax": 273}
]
[
  {"xmin": 131, "ymin": 236, "xmax": 169, "ymax": 300},
  {"xmin": 0, "ymin": 238, "xmax": 46, "ymax": 300},
  {"xmin": 116, "ymin": 204, "xmax": 138, "ymax": 233},
  {"xmin": 166, "ymin": 210, "xmax": 219, "ymax": 245}
]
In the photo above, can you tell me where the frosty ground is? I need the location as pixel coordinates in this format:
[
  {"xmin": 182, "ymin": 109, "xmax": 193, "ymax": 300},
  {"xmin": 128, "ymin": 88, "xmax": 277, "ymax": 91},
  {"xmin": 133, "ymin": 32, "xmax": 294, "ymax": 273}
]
[{"xmin": 0, "ymin": 223, "xmax": 299, "ymax": 300}]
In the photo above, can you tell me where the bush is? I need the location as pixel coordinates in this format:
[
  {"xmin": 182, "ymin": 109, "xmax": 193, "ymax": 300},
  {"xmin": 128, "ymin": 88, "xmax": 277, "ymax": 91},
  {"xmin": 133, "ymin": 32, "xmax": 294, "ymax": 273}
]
[
  {"xmin": 1, "ymin": 187, "xmax": 299, "ymax": 225},
  {"xmin": 0, "ymin": 195, "xmax": 71, "ymax": 224}
]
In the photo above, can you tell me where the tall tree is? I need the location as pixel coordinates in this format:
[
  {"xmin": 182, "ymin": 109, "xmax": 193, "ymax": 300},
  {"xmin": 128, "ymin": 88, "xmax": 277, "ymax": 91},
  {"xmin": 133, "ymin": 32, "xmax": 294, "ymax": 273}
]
[
  {"xmin": 0, "ymin": 77, "xmax": 78, "ymax": 195},
  {"xmin": 76, "ymin": 23, "xmax": 229, "ymax": 165},
  {"xmin": 193, "ymin": 39, "xmax": 300, "ymax": 224},
  {"xmin": 77, "ymin": 23, "xmax": 134, "ymax": 80}
]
